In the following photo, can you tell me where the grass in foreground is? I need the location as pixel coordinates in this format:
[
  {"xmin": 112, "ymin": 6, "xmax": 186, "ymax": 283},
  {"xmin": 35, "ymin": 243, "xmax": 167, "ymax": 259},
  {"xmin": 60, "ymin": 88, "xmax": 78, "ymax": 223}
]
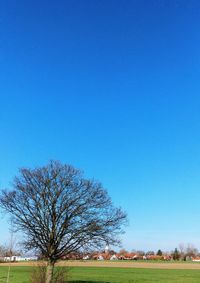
[{"xmin": 1, "ymin": 266, "xmax": 200, "ymax": 283}]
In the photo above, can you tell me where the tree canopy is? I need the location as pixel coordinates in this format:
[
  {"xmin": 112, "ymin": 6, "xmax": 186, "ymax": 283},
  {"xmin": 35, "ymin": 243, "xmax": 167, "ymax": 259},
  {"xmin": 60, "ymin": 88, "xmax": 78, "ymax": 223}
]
[{"xmin": 0, "ymin": 161, "xmax": 127, "ymax": 282}]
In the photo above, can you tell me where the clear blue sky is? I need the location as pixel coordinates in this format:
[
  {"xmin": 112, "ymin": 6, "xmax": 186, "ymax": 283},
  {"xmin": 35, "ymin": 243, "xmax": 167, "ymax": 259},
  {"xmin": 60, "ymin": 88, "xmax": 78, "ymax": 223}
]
[{"xmin": 1, "ymin": 0, "xmax": 200, "ymax": 252}]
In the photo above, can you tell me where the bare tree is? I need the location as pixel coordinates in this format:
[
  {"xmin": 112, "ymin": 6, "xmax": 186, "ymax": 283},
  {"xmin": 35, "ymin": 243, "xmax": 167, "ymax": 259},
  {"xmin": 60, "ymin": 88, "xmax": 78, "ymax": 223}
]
[
  {"xmin": 178, "ymin": 243, "xmax": 185, "ymax": 260},
  {"xmin": 178, "ymin": 243, "xmax": 199, "ymax": 260},
  {"xmin": 0, "ymin": 245, "xmax": 7, "ymax": 257},
  {"xmin": 0, "ymin": 161, "xmax": 127, "ymax": 283},
  {"xmin": 186, "ymin": 243, "xmax": 198, "ymax": 258},
  {"xmin": 146, "ymin": 251, "xmax": 155, "ymax": 256}
]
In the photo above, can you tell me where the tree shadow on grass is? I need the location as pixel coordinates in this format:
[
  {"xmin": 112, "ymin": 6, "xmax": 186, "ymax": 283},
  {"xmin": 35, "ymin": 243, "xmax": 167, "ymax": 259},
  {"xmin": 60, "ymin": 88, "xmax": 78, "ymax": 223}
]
[
  {"xmin": 0, "ymin": 278, "xmax": 7, "ymax": 283},
  {"xmin": 69, "ymin": 281, "xmax": 110, "ymax": 283}
]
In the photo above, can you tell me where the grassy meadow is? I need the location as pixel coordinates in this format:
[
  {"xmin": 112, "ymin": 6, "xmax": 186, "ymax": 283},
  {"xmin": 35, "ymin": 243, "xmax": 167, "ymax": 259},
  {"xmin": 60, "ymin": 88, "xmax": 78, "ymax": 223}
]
[{"xmin": 1, "ymin": 266, "xmax": 200, "ymax": 283}]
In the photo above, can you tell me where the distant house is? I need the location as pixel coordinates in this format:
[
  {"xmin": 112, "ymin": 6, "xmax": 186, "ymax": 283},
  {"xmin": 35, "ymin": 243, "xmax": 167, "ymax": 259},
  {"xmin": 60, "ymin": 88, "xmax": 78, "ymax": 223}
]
[
  {"xmin": 192, "ymin": 257, "xmax": 200, "ymax": 262},
  {"xmin": 3, "ymin": 256, "xmax": 37, "ymax": 262},
  {"xmin": 116, "ymin": 254, "xmax": 126, "ymax": 260},
  {"xmin": 83, "ymin": 255, "xmax": 90, "ymax": 260},
  {"xmin": 115, "ymin": 252, "xmax": 140, "ymax": 260},
  {"xmin": 110, "ymin": 254, "xmax": 118, "ymax": 260},
  {"xmin": 92, "ymin": 252, "xmax": 112, "ymax": 260},
  {"xmin": 97, "ymin": 255, "xmax": 104, "ymax": 261},
  {"xmin": 163, "ymin": 255, "xmax": 172, "ymax": 261},
  {"xmin": 61, "ymin": 252, "xmax": 82, "ymax": 260}
]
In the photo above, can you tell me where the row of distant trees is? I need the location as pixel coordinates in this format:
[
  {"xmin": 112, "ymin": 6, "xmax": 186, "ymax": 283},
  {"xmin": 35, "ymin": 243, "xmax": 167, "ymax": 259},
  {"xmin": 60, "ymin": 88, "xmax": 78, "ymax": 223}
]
[{"xmin": 0, "ymin": 243, "xmax": 198, "ymax": 262}]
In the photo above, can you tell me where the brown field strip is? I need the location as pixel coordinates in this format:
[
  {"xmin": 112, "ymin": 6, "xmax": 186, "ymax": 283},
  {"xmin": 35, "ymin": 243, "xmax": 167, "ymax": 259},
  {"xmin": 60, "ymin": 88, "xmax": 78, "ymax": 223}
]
[{"xmin": 1, "ymin": 261, "xmax": 200, "ymax": 269}]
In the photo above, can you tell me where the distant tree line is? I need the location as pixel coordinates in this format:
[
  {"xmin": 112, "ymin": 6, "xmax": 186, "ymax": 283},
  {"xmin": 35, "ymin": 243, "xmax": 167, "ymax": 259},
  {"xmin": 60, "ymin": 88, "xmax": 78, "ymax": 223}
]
[{"xmin": 0, "ymin": 243, "xmax": 199, "ymax": 261}]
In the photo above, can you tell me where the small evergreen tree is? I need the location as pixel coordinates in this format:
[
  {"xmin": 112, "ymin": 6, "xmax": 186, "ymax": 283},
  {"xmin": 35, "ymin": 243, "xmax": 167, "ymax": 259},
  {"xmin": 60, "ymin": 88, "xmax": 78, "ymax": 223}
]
[
  {"xmin": 172, "ymin": 248, "xmax": 180, "ymax": 260},
  {"xmin": 156, "ymin": 249, "xmax": 162, "ymax": 256}
]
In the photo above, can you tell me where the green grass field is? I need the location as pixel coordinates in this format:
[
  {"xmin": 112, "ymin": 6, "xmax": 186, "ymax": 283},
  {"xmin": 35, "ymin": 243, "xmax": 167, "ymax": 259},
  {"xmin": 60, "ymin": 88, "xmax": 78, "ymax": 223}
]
[{"xmin": 1, "ymin": 266, "xmax": 200, "ymax": 283}]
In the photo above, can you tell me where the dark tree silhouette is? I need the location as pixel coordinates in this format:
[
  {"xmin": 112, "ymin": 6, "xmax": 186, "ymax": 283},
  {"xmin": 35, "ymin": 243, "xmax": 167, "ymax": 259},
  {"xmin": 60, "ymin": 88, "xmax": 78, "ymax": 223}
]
[
  {"xmin": 172, "ymin": 248, "xmax": 180, "ymax": 260},
  {"xmin": 0, "ymin": 161, "xmax": 127, "ymax": 283},
  {"xmin": 156, "ymin": 249, "xmax": 162, "ymax": 256}
]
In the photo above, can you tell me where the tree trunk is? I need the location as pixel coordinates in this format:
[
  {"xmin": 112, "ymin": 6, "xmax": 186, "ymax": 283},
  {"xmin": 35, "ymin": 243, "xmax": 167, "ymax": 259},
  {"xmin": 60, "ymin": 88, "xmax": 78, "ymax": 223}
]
[{"xmin": 46, "ymin": 261, "xmax": 55, "ymax": 283}]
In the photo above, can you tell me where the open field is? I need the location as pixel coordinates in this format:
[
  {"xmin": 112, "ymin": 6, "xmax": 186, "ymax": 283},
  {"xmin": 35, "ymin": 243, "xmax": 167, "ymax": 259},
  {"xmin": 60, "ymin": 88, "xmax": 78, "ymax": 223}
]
[
  {"xmin": 1, "ymin": 260, "xmax": 200, "ymax": 269},
  {"xmin": 61, "ymin": 260, "xmax": 200, "ymax": 270},
  {"xmin": 1, "ymin": 262, "xmax": 200, "ymax": 282}
]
